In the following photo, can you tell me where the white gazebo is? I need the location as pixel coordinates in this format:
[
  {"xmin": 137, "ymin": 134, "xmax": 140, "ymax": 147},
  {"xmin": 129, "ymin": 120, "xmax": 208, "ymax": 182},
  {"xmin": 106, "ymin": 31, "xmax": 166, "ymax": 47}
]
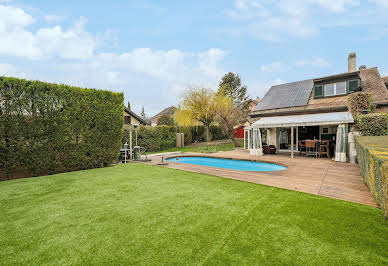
[{"xmin": 244, "ymin": 111, "xmax": 354, "ymax": 161}]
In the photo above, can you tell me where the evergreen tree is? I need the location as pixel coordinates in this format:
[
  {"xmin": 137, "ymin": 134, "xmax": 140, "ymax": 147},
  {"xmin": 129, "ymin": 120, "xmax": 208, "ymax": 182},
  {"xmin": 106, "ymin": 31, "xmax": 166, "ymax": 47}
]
[{"xmin": 217, "ymin": 72, "xmax": 249, "ymax": 110}]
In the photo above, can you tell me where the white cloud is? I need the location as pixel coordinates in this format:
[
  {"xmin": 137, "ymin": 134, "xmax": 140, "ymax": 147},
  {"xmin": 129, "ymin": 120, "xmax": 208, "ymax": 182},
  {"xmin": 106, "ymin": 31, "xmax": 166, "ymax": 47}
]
[
  {"xmin": 308, "ymin": 0, "xmax": 359, "ymax": 13},
  {"xmin": 0, "ymin": 4, "xmax": 227, "ymax": 115},
  {"xmin": 44, "ymin": 14, "xmax": 63, "ymax": 23},
  {"xmin": 47, "ymin": 47, "xmax": 226, "ymax": 114},
  {"xmin": 371, "ymin": 0, "xmax": 388, "ymax": 8},
  {"xmin": 295, "ymin": 57, "xmax": 330, "ymax": 67},
  {"xmin": 225, "ymin": 0, "xmax": 270, "ymax": 20},
  {"xmin": 0, "ymin": 5, "xmax": 97, "ymax": 59},
  {"xmin": 260, "ymin": 62, "xmax": 287, "ymax": 72},
  {"xmin": 248, "ymin": 17, "xmax": 318, "ymax": 41},
  {"xmin": 223, "ymin": 0, "xmax": 363, "ymax": 41}
]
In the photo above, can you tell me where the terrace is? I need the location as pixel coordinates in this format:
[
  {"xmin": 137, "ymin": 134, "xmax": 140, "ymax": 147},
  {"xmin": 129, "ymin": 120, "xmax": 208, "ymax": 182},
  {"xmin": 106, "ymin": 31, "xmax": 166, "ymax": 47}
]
[{"xmin": 149, "ymin": 149, "xmax": 376, "ymax": 206}]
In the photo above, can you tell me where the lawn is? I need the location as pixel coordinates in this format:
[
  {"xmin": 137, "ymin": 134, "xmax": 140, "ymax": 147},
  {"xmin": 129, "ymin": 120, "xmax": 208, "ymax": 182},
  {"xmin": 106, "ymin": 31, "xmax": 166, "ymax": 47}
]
[
  {"xmin": 0, "ymin": 163, "xmax": 387, "ymax": 265},
  {"xmin": 147, "ymin": 142, "xmax": 237, "ymax": 154}
]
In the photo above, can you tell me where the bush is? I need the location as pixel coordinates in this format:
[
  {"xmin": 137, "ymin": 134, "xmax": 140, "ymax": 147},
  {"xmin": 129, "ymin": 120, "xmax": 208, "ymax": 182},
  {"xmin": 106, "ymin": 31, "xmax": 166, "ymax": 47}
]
[
  {"xmin": 0, "ymin": 77, "xmax": 124, "ymax": 179},
  {"xmin": 157, "ymin": 114, "xmax": 175, "ymax": 126},
  {"xmin": 122, "ymin": 125, "xmax": 230, "ymax": 152},
  {"xmin": 347, "ymin": 92, "xmax": 374, "ymax": 116},
  {"xmin": 357, "ymin": 113, "xmax": 388, "ymax": 136},
  {"xmin": 355, "ymin": 136, "xmax": 388, "ymax": 218}
]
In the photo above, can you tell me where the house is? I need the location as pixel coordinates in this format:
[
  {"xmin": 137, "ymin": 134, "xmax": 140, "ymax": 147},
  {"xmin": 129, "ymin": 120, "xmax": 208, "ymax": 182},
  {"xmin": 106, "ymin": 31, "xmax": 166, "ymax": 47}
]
[
  {"xmin": 244, "ymin": 53, "xmax": 388, "ymax": 161},
  {"xmin": 150, "ymin": 106, "xmax": 177, "ymax": 126},
  {"xmin": 233, "ymin": 97, "xmax": 260, "ymax": 138},
  {"xmin": 124, "ymin": 107, "xmax": 147, "ymax": 127}
]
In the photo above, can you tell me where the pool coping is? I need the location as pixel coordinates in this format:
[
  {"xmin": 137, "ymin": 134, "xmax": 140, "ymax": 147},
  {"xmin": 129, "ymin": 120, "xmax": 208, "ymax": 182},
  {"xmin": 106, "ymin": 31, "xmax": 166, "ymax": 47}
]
[{"xmin": 165, "ymin": 154, "xmax": 288, "ymax": 173}]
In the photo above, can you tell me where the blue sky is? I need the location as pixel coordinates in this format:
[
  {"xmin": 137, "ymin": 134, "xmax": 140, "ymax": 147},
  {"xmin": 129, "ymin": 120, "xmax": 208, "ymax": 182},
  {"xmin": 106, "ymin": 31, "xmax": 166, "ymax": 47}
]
[{"xmin": 1, "ymin": 0, "xmax": 387, "ymax": 116}]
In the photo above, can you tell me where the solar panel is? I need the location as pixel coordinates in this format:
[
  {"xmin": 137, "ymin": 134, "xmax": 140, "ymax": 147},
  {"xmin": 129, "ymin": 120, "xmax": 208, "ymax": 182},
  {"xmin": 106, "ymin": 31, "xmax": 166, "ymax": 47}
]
[{"xmin": 254, "ymin": 79, "xmax": 314, "ymax": 111}]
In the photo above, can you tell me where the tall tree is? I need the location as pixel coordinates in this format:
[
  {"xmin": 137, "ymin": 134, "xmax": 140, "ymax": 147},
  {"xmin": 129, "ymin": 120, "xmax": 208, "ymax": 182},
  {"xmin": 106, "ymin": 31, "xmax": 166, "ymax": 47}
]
[
  {"xmin": 140, "ymin": 106, "xmax": 146, "ymax": 120},
  {"xmin": 127, "ymin": 101, "xmax": 131, "ymax": 110},
  {"xmin": 213, "ymin": 94, "xmax": 240, "ymax": 138},
  {"xmin": 217, "ymin": 72, "xmax": 249, "ymax": 110},
  {"xmin": 174, "ymin": 88, "xmax": 217, "ymax": 142}
]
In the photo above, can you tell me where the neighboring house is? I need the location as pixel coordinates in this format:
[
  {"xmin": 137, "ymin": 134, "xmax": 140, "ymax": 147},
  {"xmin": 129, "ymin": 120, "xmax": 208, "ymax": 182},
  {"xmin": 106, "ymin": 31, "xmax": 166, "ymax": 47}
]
[
  {"xmin": 124, "ymin": 107, "xmax": 147, "ymax": 127},
  {"xmin": 245, "ymin": 53, "xmax": 388, "ymax": 161},
  {"xmin": 248, "ymin": 97, "xmax": 260, "ymax": 112},
  {"xmin": 233, "ymin": 97, "xmax": 260, "ymax": 138},
  {"xmin": 150, "ymin": 106, "xmax": 177, "ymax": 126}
]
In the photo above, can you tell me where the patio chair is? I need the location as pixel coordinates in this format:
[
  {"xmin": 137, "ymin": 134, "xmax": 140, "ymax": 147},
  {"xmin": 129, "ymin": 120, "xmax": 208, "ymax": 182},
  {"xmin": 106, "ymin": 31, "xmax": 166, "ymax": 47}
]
[
  {"xmin": 305, "ymin": 140, "xmax": 317, "ymax": 158},
  {"xmin": 318, "ymin": 141, "xmax": 330, "ymax": 158},
  {"xmin": 298, "ymin": 140, "xmax": 306, "ymax": 156}
]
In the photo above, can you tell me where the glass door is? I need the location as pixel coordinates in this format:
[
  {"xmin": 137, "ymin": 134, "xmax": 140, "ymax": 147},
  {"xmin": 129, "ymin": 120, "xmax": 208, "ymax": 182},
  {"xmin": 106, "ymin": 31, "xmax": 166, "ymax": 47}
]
[{"xmin": 278, "ymin": 127, "xmax": 298, "ymax": 151}]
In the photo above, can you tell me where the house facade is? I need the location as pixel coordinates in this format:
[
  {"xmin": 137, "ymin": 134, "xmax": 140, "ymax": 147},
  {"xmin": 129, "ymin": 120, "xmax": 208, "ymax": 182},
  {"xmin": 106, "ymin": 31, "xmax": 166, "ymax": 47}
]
[
  {"xmin": 124, "ymin": 107, "xmax": 147, "ymax": 127},
  {"xmin": 245, "ymin": 53, "xmax": 388, "ymax": 161},
  {"xmin": 150, "ymin": 106, "xmax": 177, "ymax": 126}
]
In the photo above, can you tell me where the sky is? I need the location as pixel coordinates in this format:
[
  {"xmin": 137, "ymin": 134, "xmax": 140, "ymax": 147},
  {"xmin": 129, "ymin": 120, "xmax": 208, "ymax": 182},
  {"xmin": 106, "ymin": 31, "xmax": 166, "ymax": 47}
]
[{"xmin": 0, "ymin": 0, "xmax": 388, "ymax": 116}]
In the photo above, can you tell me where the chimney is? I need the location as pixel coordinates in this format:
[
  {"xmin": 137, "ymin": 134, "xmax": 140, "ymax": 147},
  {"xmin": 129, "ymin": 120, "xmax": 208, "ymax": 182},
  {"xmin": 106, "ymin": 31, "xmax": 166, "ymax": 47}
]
[{"xmin": 348, "ymin": 52, "xmax": 356, "ymax": 72}]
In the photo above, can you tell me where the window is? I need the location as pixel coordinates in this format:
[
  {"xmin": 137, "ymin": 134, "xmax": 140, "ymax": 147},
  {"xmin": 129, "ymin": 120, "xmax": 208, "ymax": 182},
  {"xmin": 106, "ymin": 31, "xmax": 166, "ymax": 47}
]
[
  {"xmin": 336, "ymin": 82, "xmax": 346, "ymax": 95},
  {"xmin": 324, "ymin": 84, "xmax": 335, "ymax": 96},
  {"xmin": 124, "ymin": 116, "xmax": 131, "ymax": 125},
  {"xmin": 324, "ymin": 82, "xmax": 347, "ymax": 97},
  {"xmin": 348, "ymin": 79, "xmax": 359, "ymax": 93},
  {"xmin": 314, "ymin": 85, "xmax": 323, "ymax": 98}
]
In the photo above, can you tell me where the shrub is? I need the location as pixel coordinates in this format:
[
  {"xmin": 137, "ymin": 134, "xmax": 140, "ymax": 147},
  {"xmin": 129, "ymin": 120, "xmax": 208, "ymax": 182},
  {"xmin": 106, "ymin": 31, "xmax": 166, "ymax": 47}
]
[
  {"xmin": 347, "ymin": 92, "xmax": 374, "ymax": 117},
  {"xmin": 157, "ymin": 114, "xmax": 175, "ymax": 126},
  {"xmin": 355, "ymin": 136, "xmax": 388, "ymax": 218},
  {"xmin": 0, "ymin": 76, "xmax": 124, "ymax": 179},
  {"xmin": 357, "ymin": 113, "xmax": 388, "ymax": 136}
]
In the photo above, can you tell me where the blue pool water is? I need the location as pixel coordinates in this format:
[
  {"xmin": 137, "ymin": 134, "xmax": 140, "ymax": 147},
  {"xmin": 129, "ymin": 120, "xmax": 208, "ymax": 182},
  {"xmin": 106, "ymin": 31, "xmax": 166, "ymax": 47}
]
[{"xmin": 167, "ymin": 156, "xmax": 287, "ymax": 172}]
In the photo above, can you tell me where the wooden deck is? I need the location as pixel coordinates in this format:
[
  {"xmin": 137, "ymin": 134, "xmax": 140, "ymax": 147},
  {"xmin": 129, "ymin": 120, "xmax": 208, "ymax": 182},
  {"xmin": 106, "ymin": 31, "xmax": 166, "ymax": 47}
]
[{"xmin": 147, "ymin": 149, "xmax": 377, "ymax": 207}]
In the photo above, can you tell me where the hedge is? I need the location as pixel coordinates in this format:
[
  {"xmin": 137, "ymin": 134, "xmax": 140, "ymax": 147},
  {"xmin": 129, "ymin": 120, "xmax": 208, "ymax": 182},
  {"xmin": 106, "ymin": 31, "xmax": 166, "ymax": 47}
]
[
  {"xmin": 0, "ymin": 76, "xmax": 124, "ymax": 179},
  {"xmin": 357, "ymin": 113, "xmax": 388, "ymax": 136},
  {"xmin": 355, "ymin": 136, "xmax": 388, "ymax": 218},
  {"xmin": 123, "ymin": 125, "xmax": 229, "ymax": 152}
]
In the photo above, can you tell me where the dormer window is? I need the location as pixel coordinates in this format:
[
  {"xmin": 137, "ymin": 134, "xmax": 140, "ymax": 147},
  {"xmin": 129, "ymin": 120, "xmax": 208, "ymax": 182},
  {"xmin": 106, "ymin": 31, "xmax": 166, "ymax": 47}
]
[{"xmin": 314, "ymin": 78, "xmax": 360, "ymax": 98}]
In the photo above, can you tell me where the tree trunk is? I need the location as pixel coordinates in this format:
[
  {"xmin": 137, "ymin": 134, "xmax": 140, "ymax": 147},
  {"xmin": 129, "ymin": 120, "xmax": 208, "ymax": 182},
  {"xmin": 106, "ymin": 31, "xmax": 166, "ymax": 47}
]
[{"xmin": 204, "ymin": 124, "xmax": 211, "ymax": 142}]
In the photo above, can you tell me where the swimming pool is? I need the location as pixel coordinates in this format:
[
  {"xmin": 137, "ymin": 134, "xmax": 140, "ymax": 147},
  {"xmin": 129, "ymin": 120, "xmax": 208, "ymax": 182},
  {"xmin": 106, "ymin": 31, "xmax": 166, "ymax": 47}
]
[{"xmin": 167, "ymin": 156, "xmax": 287, "ymax": 172}]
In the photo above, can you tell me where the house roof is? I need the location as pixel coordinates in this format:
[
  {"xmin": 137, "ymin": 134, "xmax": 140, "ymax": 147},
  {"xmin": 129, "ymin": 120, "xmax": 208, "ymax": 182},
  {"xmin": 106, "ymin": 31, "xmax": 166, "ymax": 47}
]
[
  {"xmin": 151, "ymin": 106, "xmax": 177, "ymax": 120},
  {"xmin": 313, "ymin": 70, "xmax": 359, "ymax": 82},
  {"xmin": 254, "ymin": 79, "xmax": 314, "ymax": 111},
  {"xmin": 124, "ymin": 107, "xmax": 147, "ymax": 125},
  {"xmin": 251, "ymin": 67, "xmax": 388, "ymax": 117}
]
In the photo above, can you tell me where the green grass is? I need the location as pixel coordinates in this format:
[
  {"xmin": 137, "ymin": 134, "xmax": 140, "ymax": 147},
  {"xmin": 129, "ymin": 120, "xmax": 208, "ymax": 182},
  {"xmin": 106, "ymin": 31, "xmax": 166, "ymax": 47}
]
[
  {"xmin": 0, "ymin": 163, "xmax": 387, "ymax": 265},
  {"xmin": 147, "ymin": 142, "xmax": 237, "ymax": 154}
]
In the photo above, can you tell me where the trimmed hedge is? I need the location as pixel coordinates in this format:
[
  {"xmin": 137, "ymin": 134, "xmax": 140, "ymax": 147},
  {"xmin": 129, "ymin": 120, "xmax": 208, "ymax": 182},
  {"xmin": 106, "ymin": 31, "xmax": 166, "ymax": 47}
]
[
  {"xmin": 355, "ymin": 136, "xmax": 388, "ymax": 218},
  {"xmin": 357, "ymin": 113, "xmax": 388, "ymax": 136},
  {"xmin": 0, "ymin": 77, "xmax": 124, "ymax": 179},
  {"xmin": 123, "ymin": 125, "xmax": 229, "ymax": 152}
]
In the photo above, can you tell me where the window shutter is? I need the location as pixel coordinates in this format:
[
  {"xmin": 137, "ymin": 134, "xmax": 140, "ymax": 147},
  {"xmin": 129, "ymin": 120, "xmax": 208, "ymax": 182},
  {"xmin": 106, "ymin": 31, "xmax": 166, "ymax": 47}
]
[
  {"xmin": 348, "ymin": 79, "xmax": 359, "ymax": 93},
  {"xmin": 314, "ymin": 85, "xmax": 323, "ymax": 98}
]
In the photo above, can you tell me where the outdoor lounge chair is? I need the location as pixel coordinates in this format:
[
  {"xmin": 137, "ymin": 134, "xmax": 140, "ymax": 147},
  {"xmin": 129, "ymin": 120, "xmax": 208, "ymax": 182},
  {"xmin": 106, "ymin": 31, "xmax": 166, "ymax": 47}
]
[{"xmin": 263, "ymin": 145, "xmax": 276, "ymax": 155}]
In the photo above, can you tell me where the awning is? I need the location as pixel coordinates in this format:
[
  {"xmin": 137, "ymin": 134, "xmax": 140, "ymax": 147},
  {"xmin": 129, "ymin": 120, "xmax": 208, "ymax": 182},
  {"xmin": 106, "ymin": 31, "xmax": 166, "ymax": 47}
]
[{"xmin": 251, "ymin": 111, "xmax": 354, "ymax": 128}]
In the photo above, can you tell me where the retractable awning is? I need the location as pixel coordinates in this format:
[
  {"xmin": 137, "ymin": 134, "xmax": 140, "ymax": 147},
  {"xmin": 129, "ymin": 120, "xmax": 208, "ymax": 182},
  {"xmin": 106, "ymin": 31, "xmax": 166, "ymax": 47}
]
[{"xmin": 251, "ymin": 111, "xmax": 354, "ymax": 128}]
